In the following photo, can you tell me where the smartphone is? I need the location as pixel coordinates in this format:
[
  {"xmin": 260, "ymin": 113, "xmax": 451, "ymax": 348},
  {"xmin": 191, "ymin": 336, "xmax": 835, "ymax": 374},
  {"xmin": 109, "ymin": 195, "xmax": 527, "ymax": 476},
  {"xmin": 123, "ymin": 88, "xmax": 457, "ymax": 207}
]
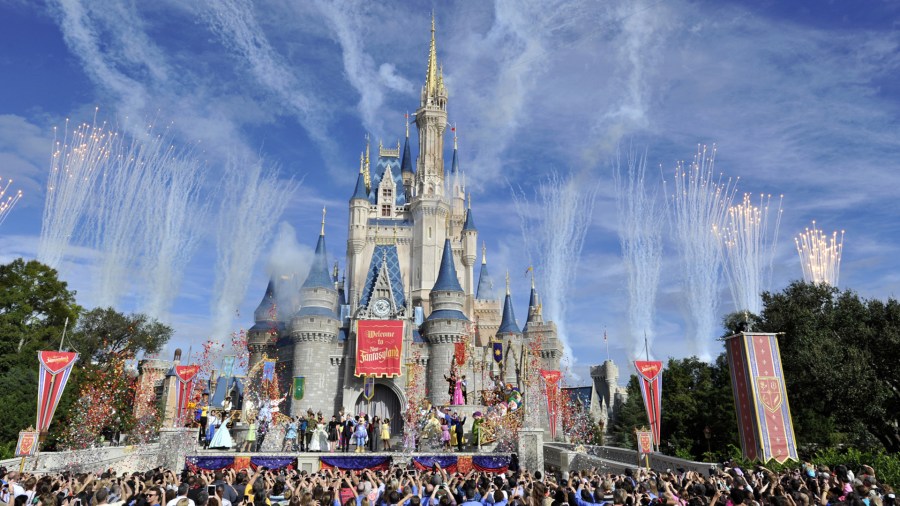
[
  {"xmin": 208, "ymin": 486, "xmax": 216, "ymax": 495},
  {"xmin": 74, "ymin": 500, "xmax": 82, "ymax": 506}
]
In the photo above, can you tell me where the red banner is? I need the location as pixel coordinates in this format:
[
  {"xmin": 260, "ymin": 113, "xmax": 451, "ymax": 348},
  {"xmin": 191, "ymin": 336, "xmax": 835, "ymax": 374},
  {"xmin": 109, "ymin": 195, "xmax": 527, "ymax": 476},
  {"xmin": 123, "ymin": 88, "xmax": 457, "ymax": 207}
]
[
  {"xmin": 175, "ymin": 365, "xmax": 200, "ymax": 424},
  {"xmin": 454, "ymin": 342, "xmax": 467, "ymax": 367},
  {"xmin": 540, "ymin": 369, "xmax": 561, "ymax": 439},
  {"xmin": 37, "ymin": 351, "xmax": 78, "ymax": 433},
  {"xmin": 725, "ymin": 333, "xmax": 798, "ymax": 463},
  {"xmin": 355, "ymin": 320, "xmax": 403, "ymax": 378},
  {"xmin": 634, "ymin": 360, "xmax": 663, "ymax": 448}
]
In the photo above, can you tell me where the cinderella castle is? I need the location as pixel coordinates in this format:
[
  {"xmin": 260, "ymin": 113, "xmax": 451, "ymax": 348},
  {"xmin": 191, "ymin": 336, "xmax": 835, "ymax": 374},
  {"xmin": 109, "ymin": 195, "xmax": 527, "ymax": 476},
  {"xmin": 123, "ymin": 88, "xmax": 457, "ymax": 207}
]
[{"xmin": 244, "ymin": 21, "xmax": 563, "ymax": 436}]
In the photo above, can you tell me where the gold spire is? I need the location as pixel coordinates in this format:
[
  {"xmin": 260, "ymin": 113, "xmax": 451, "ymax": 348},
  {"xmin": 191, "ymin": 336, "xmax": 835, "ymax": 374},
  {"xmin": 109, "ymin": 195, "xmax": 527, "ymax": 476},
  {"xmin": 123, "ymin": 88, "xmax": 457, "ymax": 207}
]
[
  {"xmin": 424, "ymin": 13, "xmax": 438, "ymax": 98},
  {"xmin": 320, "ymin": 206, "xmax": 327, "ymax": 236},
  {"xmin": 482, "ymin": 241, "xmax": 487, "ymax": 265},
  {"xmin": 363, "ymin": 135, "xmax": 371, "ymax": 191},
  {"xmin": 333, "ymin": 261, "xmax": 339, "ymax": 280}
]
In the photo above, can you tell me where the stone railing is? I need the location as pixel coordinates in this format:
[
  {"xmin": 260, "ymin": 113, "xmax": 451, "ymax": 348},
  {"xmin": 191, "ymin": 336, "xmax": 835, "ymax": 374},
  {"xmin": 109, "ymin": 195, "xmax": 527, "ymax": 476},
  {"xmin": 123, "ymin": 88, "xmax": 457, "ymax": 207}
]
[{"xmin": 543, "ymin": 443, "xmax": 716, "ymax": 474}]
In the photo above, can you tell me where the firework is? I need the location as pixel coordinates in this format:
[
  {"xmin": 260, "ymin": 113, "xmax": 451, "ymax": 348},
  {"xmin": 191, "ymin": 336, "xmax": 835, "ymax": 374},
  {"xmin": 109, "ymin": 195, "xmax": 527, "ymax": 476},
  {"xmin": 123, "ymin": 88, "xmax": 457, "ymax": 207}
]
[
  {"xmin": 39, "ymin": 116, "xmax": 113, "ymax": 269},
  {"xmin": 717, "ymin": 193, "xmax": 783, "ymax": 315},
  {"xmin": 794, "ymin": 220, "xmax": 844, "ymax": 286},
  {"xmin": 665, "ymin": 144, "xmax": 738, "ymax": 361},
  {"xmin": 513, "ymin": 172, "xmax": 599, "ymax": 366},
  {"xmin": 0, "ymin": 178, "xmax": 22, "ymax": 226},
  {"xmin": 613, "ymin": 148, "xmax": 664, "ymax": 359},
  {"xmin": 211, "ymin": 157, "xmax": 298, "ymax": 340}
]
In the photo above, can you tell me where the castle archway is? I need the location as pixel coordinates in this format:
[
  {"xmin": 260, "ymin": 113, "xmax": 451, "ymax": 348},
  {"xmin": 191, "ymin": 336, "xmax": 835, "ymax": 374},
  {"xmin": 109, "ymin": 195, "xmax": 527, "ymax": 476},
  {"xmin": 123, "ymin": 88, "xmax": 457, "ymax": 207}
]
[{"xmin": 355, "ymin": 384, "xmax": 404, "ymax": 437}]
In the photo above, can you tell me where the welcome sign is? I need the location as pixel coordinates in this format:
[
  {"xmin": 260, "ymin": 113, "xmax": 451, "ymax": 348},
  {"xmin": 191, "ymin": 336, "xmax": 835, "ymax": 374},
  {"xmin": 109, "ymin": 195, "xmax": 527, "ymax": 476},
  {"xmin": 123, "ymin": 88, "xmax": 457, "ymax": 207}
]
[{"xmin": 355, "ymin": 320, "xmax": 403, "ymax": 378}]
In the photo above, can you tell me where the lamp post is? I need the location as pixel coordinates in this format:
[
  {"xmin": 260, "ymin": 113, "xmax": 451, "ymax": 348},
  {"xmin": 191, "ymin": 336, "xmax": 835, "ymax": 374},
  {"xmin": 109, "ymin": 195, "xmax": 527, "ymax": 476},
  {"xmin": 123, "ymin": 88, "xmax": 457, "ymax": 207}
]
[{"xmin": 703, "ymin": 425, "xmax": 712, "ymax": 454}]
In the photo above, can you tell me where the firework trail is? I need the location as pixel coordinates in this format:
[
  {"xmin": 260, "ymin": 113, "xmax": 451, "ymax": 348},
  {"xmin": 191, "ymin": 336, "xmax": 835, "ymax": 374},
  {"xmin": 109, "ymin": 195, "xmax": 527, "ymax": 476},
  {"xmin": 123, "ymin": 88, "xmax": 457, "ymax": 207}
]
[
  {"xmin": 211, "ymin": 157, "xmax": 297, "ymax": 341},
  {"xmin": 139, "ymin": 146, "xmax": 208, "ymax": 318},
  {"xmin": 513, "ymin": 172, "xmax": 599, "ymax": 367},
  {"xmin": 0, "ymin": 178, "xmax": 23, "ymax": 226},
  {"xmin": 795, "ymin": 221, "xmax": 844, "ymax": 286},
  {"xmin": 664, "ymin": 144, "xmax": 738, "ymax": 362},
  {"xmin": 613, "ymin": 148, "xmax": 663, "ymax": 360},
  {"xmin": 39, "ymin": 117, "xmax": 114, "ymax": 269},
  {"xmin": 717, "ymin": 193, "xmax": 783, "ymax": 315}
]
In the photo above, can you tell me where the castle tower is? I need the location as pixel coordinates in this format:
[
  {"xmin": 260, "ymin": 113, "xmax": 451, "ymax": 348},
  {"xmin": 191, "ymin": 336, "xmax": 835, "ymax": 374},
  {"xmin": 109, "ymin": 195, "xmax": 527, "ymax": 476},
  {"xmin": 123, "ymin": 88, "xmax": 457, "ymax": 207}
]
[
  {"xmin": 497, "ymin": 274, "xmax": 523, "ymax": 386},
  {"xmin": 290, "ymin": 213, "xmax": 342, "ymax": 415},
  {"xmin": 401, "ymin": 120, "xmax": 414, "ymax": 201},
  {"xmin": 347, "ymin": 153, "xmax": 370, "ymax": 310},
  {"xmin": 248, "ymin": 279, "xmax": 279, "ymax": 370},
  {"xmin": 522, "ymin": 274, "xmax": 563, "ymax": 372},
  {"xmin": 422, "ymin": 238, "xmax": 471, "ymax": 405},
  {"xmin": 461, "ymin": 197, "xmax": 477, "ymax": 315},
  {"xmin": 590, "ymin": 360, "xmax": 620, "ymax": 423}
]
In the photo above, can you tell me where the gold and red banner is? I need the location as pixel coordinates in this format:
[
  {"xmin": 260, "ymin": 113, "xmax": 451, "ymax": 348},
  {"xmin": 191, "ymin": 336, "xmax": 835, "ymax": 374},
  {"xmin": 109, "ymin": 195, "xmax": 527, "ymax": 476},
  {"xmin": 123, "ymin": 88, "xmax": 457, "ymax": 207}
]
[
  {"xmin": 16, "ymin": 431, "xmax": 39, "ymax": 457},
  {"xmin": 634, "ymin": 360, "xmax": 663, "ymax": 448},
  {"xmin": 725, "ymin": 333, "xmax": 798, "ymax": 463},
  {"xmin": 454, "ymin": 342, "xmax": 467, "ymax": 366},
  {"xmin": 540, "ymin": 369, "xmax": 561, "ymax": 439},
  {"xmin": 636, "ymin": 430, "xmax": 653, "ymax": 455},
  {"xmin": 355, "ymin": 320, "xmax": 403, "ymax": 378},
  {"xmin": 174, "ymin": 365, "xmax": 200, "ymax": 423},
  {"xmin": 37, "ymin": 351, "xmax": 78, "ymax": 433}
]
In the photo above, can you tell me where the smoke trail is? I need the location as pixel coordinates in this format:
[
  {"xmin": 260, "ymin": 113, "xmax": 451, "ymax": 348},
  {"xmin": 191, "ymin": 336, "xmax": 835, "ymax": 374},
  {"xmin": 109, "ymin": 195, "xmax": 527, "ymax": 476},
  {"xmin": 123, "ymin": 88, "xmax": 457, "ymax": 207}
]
[
  {"xmin": 664, "ymin": 144, "xmax": 738, "ymax": 362},
  {"xmin": 265, "ymin": 222, "xmax": 314, "ymax": 321},
  {"xmin": 38, "ymin": 117, "xmax": 113, "ymax": 270},
  {"xmin": 211, "ymin": 157, "xmax": 298, "ymax": 340},
  {"xmin": 139, "ymin": 148, "xmax": 208, "ymax": 319},
  {"xmin": 718, "ymin": 193, "xmax": 783, "ymax": 315},
  {"xmin": 513, "ymin": 172, "xmax": 599, "ymax": 367},
  {"xmin": 613, "ymin": 148, "xmax": 663, "ymax": 359}
]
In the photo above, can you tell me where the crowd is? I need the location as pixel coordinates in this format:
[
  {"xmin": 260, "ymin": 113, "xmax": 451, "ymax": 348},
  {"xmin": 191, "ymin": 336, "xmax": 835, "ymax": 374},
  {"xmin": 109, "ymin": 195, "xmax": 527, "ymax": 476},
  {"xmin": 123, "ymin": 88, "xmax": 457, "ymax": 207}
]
[{"xmin": 1, "ymin": 459, "xmax": 895, "ymax": 506}]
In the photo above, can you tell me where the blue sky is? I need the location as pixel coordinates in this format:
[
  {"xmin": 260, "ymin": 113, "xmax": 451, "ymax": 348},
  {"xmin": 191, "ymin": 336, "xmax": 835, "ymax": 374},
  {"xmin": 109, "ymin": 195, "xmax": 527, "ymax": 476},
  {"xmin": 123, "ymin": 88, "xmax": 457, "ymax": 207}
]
[{"xmin": 1, "ymin": 0, "xmax": 899, "ymax": 382}]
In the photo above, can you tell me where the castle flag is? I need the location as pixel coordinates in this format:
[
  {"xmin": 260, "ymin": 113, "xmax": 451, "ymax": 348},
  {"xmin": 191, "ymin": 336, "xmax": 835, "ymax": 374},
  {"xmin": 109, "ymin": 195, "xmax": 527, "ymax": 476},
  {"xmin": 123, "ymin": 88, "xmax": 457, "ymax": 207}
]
[
  {"xmin": 492, "ymin": 340, "xmax": 503, "ymax": 364},
  {"xmin": 174, "ymin": 365, "xmax": 200, "ymax": 424},
  {"xmin": 725, "ymin": 332, "xmax": 798, "ymax": 463}
]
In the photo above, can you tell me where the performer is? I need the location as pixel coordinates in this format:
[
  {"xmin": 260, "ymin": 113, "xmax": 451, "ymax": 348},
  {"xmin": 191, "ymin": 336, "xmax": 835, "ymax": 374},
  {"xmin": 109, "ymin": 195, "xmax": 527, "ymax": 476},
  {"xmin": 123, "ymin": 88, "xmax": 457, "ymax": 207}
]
[
  {"xmin": 198, "ymin": 393, "xmax": 209, "ymax": 444},
  {"xmin": 205, "ymin": 410, "xmax": 218, "ymax": 449},
  {"xmin": 381, "ymin": 418, "xmax": 392, "ymax": 451},
  {"xmin": 461, "ymin": 375, "xmax": 468, "ymax": 404},
  {"xmin": 472, "ymin": 413, "xmax": 484, "ymax": 449},
  {"xmin": 327, "ymin": 415, "xmax": 340, "ymax": 452},
  {"xmin": 369, "ymin": 416, "xmax": 378, "ymax": 451},
  {"xmin": 353, "ymin": 416, "xmax": 368, "ymax": 453},
  {"xmin": 282, "ymin": 417, "xmax": 298, "ymax": 452},
  {"xmin": 241, "ymin": 412, "xmax": 257, "ymax": 452},
  {"xmin": 444, "ymin": 371, "xmax": 457, "ymax": 404},
  {"xmin": 209, "ymin": 411, "xmax": 234, "ymax": 449},
  {"xmin": 453, "ymin": 413, "xmax": 467, "ymax": 452},
  {"xmin": 310, "ymin": 418, "xmax": 328, "ymax": 452},
  {"xmin": 340, "ymin": 415, "xmax": 354, "ymax": 452},
  {"xmin": 440, "ymin": 418, "xmax": 451, "ymax": 451}
]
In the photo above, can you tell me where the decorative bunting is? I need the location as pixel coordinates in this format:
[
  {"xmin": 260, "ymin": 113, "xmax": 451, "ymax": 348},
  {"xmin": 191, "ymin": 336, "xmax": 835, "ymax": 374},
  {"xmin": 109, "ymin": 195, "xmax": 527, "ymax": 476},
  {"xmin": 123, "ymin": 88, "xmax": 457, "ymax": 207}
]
[
  {"xmin": 36, "ymin": 351, "xmax": 78, "ymax": 433},
  {"xmin": 175, "ymin": 365, "xmax": 200, "ymax": 424},
  {"xmin": 16, "ymin": 431, "xmax": 39, "ymax": 456},
  {"xmin": 634, "ymin": 360, "xmax": 663, "ymax": 448}
]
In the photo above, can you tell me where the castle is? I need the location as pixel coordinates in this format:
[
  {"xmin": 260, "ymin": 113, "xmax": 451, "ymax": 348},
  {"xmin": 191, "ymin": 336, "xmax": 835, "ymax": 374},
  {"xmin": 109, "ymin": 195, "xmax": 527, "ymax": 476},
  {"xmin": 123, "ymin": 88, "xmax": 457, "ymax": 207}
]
[{"xmin": 244, "ymin": 20, "xmax": 564, "ymax": 436}]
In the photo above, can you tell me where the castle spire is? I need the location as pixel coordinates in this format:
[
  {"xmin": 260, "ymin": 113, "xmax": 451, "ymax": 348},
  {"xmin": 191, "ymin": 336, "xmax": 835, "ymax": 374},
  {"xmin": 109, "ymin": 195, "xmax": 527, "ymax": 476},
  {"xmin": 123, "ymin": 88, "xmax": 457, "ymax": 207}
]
[
  {"xmin": 482, "ymin": 242, "xmax": 486, "ymax": 265},
  {"xmin": 498, "ymin": 271, "xmax": 520, "ymax": 335},
  {"xmin": 320, "ymin": 206, "xmax": 326, "ymax": 236},
  {"xmin": 433, "ymin": 238, "xmax": 463, "ymax": 292},
  {"xmin": 363, "ymin": 135, "xmax": 371, "ymax": 191},
  {"xmin": 425, "ymin": 13, "xmax": 438, "ymax": 98},
  {"xmin": 476, "ymin": 242, "xmax": 496, "ymax": 300}
]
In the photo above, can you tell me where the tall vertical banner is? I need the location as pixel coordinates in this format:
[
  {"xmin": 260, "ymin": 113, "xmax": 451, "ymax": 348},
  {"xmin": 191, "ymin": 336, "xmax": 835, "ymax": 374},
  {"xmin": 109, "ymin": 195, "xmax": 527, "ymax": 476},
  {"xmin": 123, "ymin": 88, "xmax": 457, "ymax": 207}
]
[
  {"xmin": 221, "ymin": 355, "xmax": 236, "ymax": 378},
  {"xmin": 36, "ymin": 351, "xmax": 78, "ymax": 433},
  {"xmin": 355, "ymin": 320, "xmax": 404, "ymax": 377},
  {"xmin": 634, "ymin": 360, "xmax": 663, "ymax": 448},
  {"xmin": 293, "ymin": 377, "xmax": 305, "ymax": 401},
  {"xmin": 16, "ymin": 431, "xmax": 39, "ymax": 457},
  {"xmin": 262, "ymin": 360, "xmax": 276, "ymax": 381},
  {"xmin": 492, "ymin": 340, "xmax": 504, "ymax": 364},
  {"xmin": 540, "ymin": 369, "xmax": 561, "ymax": 440},
  {"xmin": 363, "ymin": 376, "xmax": 375, "ymax": 401},
  {"xmin": 725, "ymin": 333, "xmax": 798, "ymax": 463},
  {"xmin": 174, "ymin": 365, "xmax": 200, "ymax": 423}
]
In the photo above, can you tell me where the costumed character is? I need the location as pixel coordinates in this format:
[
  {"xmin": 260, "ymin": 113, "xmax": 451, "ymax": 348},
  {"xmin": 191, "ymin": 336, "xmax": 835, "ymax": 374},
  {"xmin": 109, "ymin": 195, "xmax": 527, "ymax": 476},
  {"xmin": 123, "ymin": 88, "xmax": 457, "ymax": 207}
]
[
  {"xmin": 440, "ymin": 418, "xmax": 450, "ymax": 450},
  {"xmin": 381, "ymin": 418, "xmax": 392, "ymax": 451},
  {"xmin": 241, "ymin": 411, "xmax": 257, "ymax": 452},
  {"xmin": 353, "ymin": 416, "xmax": 368, "ymax": 453},
  {"xmin": 205, "ymin": 411, "xmax": 219, "ymax": 448},
  {"xmin": 198, "ymin": 393, "xmax": 210, "ymax": 443},
  {"xmin": 422, "ymin": 411, "xmax": 441, "ymax": 442},
  {"xmin": 209, "ymin": 411, "xmax": 234, "ymax": 449},
  {"xmin": 310, "ymin": 419, "xmax": 328, "ymax": 452},
  {"xmin": 327, "ymin": 415, "xmax": 339, "ymax": 452},
  {"xmin": 472, "ymin": 412, "xmax": 484, "ymax": 448}
]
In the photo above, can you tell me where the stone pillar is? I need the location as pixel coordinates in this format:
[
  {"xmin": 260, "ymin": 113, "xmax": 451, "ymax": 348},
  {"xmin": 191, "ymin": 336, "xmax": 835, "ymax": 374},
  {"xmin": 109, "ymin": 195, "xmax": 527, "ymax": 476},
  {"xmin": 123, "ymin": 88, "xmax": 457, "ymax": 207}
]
[{"xmin": 517, "ymin": 428, "xmax": 544, "ymax": 472}]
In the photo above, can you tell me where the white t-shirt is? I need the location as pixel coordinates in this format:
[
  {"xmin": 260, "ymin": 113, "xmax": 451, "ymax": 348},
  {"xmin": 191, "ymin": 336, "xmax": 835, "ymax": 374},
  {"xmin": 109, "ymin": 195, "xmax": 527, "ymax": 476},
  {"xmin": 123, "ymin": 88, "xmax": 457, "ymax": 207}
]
[{"xmin": 1, "ymin": 483, "xmax": 27, "ymax": 503}]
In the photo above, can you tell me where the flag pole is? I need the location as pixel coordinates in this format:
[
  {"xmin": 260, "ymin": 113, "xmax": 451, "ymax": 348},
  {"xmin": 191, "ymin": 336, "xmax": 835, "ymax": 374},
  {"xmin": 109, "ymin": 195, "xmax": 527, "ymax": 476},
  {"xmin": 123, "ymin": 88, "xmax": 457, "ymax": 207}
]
[
  {"xmin": 58, "ymin": 317, "xmax": 69, "ymax": 352},
  {"xmin": 604, "ymin": 328, "xmax": 609, "ymax": 362},
  {"xmin": 644, "ymin": 332, "xmax": 650, "ymax": 361}
]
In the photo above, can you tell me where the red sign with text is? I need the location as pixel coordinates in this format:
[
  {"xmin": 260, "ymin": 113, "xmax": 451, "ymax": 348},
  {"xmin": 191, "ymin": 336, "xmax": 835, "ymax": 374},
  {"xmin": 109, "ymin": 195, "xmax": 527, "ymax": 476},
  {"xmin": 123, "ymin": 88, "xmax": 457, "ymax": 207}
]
[
  {"xmin": 634, "ymin": 360, "xmax": 663, "ymax": 447},
  {"xmin": 355, "ymin": 320, "xmax": 403, "ymax": 378}
]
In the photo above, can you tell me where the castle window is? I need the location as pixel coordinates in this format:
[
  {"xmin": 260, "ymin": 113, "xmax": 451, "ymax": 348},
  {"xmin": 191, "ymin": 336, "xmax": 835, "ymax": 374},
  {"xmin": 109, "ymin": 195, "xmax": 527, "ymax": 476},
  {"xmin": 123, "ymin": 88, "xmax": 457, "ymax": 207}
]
[
  {"xmin": 381, "ymin": 204, "xmax": 391, "ymax": 217},
  {"xmin": 382, "ymin": 188, "xmax": 392, "ymax": 201}
]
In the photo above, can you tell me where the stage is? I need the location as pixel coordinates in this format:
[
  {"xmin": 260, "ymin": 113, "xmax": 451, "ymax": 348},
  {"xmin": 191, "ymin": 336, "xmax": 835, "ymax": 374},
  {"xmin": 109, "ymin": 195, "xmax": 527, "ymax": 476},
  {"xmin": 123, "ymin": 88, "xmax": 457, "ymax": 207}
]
[{"xmin": 185, "ymin": 451, "xmax": 512, "ymax": 474}]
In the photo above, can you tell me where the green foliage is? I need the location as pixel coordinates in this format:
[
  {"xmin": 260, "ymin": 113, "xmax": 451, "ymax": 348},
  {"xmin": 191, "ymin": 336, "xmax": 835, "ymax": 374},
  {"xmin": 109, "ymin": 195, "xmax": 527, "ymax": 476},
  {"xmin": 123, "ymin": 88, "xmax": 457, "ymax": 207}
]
[
  {"xmin": 0, "ymin": 259, "xmax": 81, "ymax": 451},
  {"xmin": 811, "ymin": 447, "xmax": 900, "ymax": 488},
  {"xmin": 609, "ymin": 375, "xmax": 647, "ymax": 447},
  {"xmin": 758, "ymin": 281, "xmax": 900, "ymax": 452},
  {"xmin": 70, "ymin": 307, "xmax": 172, "ymax": 366}
]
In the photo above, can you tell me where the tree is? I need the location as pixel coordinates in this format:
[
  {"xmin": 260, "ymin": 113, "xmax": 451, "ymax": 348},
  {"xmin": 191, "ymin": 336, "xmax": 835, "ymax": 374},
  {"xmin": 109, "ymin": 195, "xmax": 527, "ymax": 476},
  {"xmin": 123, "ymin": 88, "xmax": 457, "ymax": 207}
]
[
  {"xmin": 757, "ymin": 281, "xmax": 900, "ymax": 452},
  {"xmin": 0, "ymin": 259, "xmax": 80, "ymax": 457},
  {"xmin": 608, "ymin": 375, "xmax": 647, "ymax": 448},
  {"xmin": 68, "ymin": 307, "xmax": 172, "ymax": 366}
]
